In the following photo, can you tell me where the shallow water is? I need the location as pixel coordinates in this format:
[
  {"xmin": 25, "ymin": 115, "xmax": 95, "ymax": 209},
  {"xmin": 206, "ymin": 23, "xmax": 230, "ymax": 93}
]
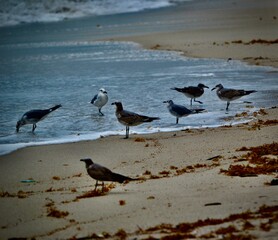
[{"xmin": 0, "ymin": 39, "xmax": 277, "ymax": 155}]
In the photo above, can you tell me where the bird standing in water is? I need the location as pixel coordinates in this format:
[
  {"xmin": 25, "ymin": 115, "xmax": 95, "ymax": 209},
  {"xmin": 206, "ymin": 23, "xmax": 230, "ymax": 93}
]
[
  {"xmin": 111, "ymin": 101, "xmax": 160, "ymax": 139},
  {"xmin": 171, "ymin": 83, "xmax": 209, "ymax": 105},
  {"xmin": 211, "ymin": 84, "xmax": 257, "ymax": 111},
  {"xmin": 163, "ymin": 100, "xmax": 205, "ymax": 124},
  {"xmin": 91, "ymin": 88, "xmax": 108, "ymax": 116},
  {"xmin": 16, "ymin": 104, "xmax": 62, "ymax": 132}
]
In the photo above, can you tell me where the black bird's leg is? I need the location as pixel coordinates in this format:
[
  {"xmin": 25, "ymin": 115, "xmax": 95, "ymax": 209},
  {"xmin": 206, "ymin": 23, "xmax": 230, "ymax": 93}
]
[
  {"xmin": 226, "ymin": 102, "xmax": 230, "ymax": 111},
  {"xmin": 32, "ymin": 124, "xmax": 37, "ymax": 132},
  {"xmin": 94, "ymin": 180, "xmax": 98, "ymax": 191},
  {"xmin": 101, "ymin": 181, "xmax": 105, "ymax": 192},
  {"xmin": 190, "ymin": 98, "xmax": 193, "ymax": 106},
  {"xmin": 176, "ymin": 118, "xmax": 179, "ymax": 124},
  {"xmin": 98, "ymin": 108, "xmax": 104, "ymax": 116},
  {"xmin": 194, "ymin": 98, "xmax": 203, "ymax": 104},
  {"xmin": 125, "ymin": 126, "xmax": 129, "ymax": 139}
]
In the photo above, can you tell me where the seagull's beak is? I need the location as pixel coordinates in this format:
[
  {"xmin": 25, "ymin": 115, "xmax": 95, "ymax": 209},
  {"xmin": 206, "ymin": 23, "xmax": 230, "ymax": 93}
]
[{"xmin": 211, "ymin": 87, "xmax": 216, "ymax": 91}]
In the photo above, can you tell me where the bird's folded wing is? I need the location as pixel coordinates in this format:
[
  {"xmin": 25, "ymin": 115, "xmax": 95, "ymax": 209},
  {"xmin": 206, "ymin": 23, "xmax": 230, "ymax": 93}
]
[
  {"xmin": 185, "ymin": 86, "xmax": 199, "ymax": 95},
  {"xmin": 119, "ymin": 110, "xmax": 145, "ymax": 124},
  {"xmin": 25, "ymin": 110, "xmax": 50, "ymax": 120},
  {"xmin": 91, "ymin": 94, "xmax": 98, "ymax": 103},
  {"xmin": 221, "ymin": 89, "xmax": 243, "ymax": 98},
  {"xmin": 88, "ymin": 164, "xmax": 113, "ymax": 181},
  {"xmin": 172, "ymin": 105, "xmax": 191, "ymax": 115}
]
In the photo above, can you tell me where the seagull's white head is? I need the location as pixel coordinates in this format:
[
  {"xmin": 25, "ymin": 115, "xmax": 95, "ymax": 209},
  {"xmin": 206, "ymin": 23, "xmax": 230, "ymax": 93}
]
[{"xmin": 99, "ymin": 88, "xmax": 107, "ymax": 94}]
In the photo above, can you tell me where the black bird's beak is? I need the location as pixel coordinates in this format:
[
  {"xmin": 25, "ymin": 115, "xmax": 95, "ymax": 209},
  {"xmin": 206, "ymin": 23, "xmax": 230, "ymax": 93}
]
[{"xmin": 204, "ymin": 85, "xmax": 209, "ymax": 89}]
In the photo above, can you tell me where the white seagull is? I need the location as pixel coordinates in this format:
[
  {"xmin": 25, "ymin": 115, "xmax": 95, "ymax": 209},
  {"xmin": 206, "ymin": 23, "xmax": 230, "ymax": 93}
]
[
  {"xmin": 90, "ymin": 88, "xmax": 108, "ymax": 116},
  {"xmin": 163, "ymin": 100, "xmax": 205, "ymax": 124}
]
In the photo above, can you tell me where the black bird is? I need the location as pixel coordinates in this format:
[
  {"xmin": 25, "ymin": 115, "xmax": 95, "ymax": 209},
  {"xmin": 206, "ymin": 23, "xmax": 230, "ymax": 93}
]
[
  {"xmin": 16, "ymin": 104, "xmax": 62, "ymax": 132},
  {"xmin": 163, "ymin": 100, "xmax": 205, "ymax": 124},
  {"xmin": 111, "ymin": 102, "xmax": 160, "ymax": 139},
  {"xmin": 171, "ymin": 83, "xmax": 209, "ymax": 105},
  {"xmin": 80, "ymin": 158, "xmax": 136, "ymax": 191},
  {"xmin": 211, "ymin": 84, "xmax": 257, "ymax": 110}
]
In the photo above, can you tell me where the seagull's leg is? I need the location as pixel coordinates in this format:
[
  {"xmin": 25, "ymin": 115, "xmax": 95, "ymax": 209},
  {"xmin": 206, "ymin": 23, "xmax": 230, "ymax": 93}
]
[
  {"xmin": 194, "ymin": 98, "xmax": 203, "ymax": 104},
  {"xmin": 176, "ymin": 118, "xmax": 179, "ymax": 124},
  {"xmin": 98, "ymin": 108, "xmax": 104, "ymax": 116},
  {"xmin": 32, "ymin": 124, "xmax": 36, "ymax": 132},
  {"xmin": 125, "ymin": 126, "xmax": 129, "ymax": 139},
  {"xmin": 94, "ymin": 180, "xmax": 98, "ymax": 191},
  {"xmin": 190, "ymin": 98, "xmax": 193, "ymax": 106},
  {"xmin": 101, "ymin": 182, "xmax": 105, "ymax": 192},
  {"xmin": 226, "ymin": 102, "xmax": 230, "ymax": 111}
]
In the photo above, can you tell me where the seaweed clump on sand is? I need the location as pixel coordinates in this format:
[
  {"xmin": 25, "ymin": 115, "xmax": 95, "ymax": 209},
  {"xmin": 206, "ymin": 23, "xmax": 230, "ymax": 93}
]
[
  {"xmin": 220, "ymin": 142, "xmax": 278, "ymax": 177},
  {"xmin": 74, "ymin": 183, "xmax": 116, "ymax": 200},
  {"xmin": 85, "ymin": 205, "xmax": 278, "ymax": 239}
]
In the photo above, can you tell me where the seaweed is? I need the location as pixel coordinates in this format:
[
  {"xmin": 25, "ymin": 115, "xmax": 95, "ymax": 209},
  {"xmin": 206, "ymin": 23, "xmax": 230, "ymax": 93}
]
[{"xmin": 221, "ymin": 142, "xmax": 278, "ymax": 176}]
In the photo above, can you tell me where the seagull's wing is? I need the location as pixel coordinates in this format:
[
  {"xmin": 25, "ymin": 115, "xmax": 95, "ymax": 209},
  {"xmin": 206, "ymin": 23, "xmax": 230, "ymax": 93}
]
[
  {"xmin": 185, "ymin": 86, "xmax": 201, "ymax": 95},
  {"xmin": 220, "ymin": 88, "xmax": 245, "ymax": 98},
  {"xmin": 118, "ymin": 110, "xmax": 145, "ymax": 125},
  {"xmin": 91, "ymin": 94, "xmax": 98, "ymax": 104},
  {"xmin": 88, "ymin": 163, "xmax": 113, "ymax": 181},
  {"xmin": 24, "ymin": 109, "xmax": 51, "ymax": 121},
  {"xmin": 171, "ymin": 104, "xmax": 192, "ymax": 115}
]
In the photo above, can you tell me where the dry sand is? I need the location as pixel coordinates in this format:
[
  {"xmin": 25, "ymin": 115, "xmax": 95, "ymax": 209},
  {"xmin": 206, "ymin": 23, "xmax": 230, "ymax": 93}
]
[{"xmin": 1, "ymin": 0, "xmax": 278, "ymax": 239}]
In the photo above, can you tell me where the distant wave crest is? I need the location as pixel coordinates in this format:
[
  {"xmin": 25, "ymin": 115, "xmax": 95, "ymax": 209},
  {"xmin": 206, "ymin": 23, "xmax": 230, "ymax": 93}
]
[{"xmin": 0, "ymin": 0, "xmax": 186, "ymax": 27}]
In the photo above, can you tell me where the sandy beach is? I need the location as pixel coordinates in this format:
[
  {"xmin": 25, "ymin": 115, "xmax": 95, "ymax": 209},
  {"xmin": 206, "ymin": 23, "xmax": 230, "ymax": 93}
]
[
  {"xmin": 116, "ymin": 0, "xmax": 278, "ymax": 68},
  {"xmin": 1, "ymin": 0, "xmax": 278, "ymax": 239}
]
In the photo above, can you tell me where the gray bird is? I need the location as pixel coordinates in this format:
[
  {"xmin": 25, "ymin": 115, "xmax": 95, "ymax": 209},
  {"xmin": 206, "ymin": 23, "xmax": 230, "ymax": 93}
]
[
  {"xmin": 171, "ymin": 83, "xmax": 209, "ymax": 105},
  {"xmin": 80, "ymin": 158, "xmax": 135, "ymax": 191},
  {"xmin": 16, "ymin": 104, "xmax": 62, "ymax": 132},
  {"xmin": 111, "ymin": 101, "xmax": 160, "ymax": 139},
  {"xmin": 163, "ymin": 100, "xmax": 205, "ymax": 124},
  {"xmin": 211, "ymin": 84, "xmax": 257, "ymax": 111},
  {"xmin": 90, "ymin": 88, "xmax": 108, "ymax": 116}
]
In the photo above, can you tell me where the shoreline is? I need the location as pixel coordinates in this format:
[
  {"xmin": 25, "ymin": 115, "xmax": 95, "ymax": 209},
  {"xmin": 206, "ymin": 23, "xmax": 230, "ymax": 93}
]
[{"xmin": 0, "ymin": 106, "xmax": 266, "ymax": 157}]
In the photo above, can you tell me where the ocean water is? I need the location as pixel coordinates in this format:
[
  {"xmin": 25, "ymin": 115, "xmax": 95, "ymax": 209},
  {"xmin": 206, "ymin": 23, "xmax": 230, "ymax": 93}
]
[
  {"xmin": 0, "ymin": 1, "xmax": 277, "ymax": 155},
  {"xmin": 0, "ymin": 0, "xmax": 187, "ymax": 27}
]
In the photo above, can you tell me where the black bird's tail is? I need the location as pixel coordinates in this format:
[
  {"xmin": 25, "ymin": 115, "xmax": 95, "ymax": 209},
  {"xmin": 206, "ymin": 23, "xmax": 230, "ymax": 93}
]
[
  {"xmin": 145, "ymin": 117, "xmax": 160, "ymax": 122},
  {"xmin": 49, "ymin": 104, "xmax": 62, "ymax": 112},
  {"xmin": 192, "ymin": 108, "xmax": 205, "ymax": 114},
  {"xmin": 171, "ymin": 87, "xmax": 184, "ymax": 93},
  {"xmin": 111, "ymin": 173, "xmax": 137, "ymax": 183},
  {"xmin": 244, "ymin": 90, "xmax": 257, "ymax": 96}
]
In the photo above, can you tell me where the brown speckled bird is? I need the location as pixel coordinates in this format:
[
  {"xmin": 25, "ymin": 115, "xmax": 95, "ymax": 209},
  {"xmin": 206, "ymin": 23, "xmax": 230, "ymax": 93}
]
[
  {"xmin": 111, "ymin": 101, "xmax": 160, "ymax": 139},
  {"xmin": 211, "ymin": 84, "xmax": 257, "ymax": 110},
  {"xmin": 80, "ymin": 158, "xmax": 136, "ymax": 191}
]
